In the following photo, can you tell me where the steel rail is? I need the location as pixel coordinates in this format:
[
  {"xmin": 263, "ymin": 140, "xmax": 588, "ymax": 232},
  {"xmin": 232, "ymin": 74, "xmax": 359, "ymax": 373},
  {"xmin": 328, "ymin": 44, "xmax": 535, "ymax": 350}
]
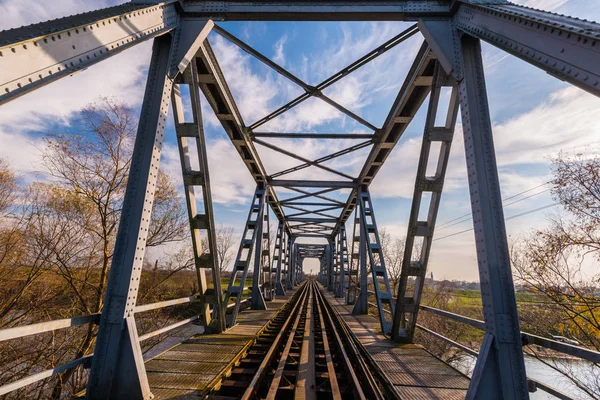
[
  {"xmin": 314, "ymin": 284, "xmax": 367, "ymax": 400},
  {"xmin": 312, "ymin": 291, "xmax": 342, "ymax": 399},
  {"xmin": 317, "ymin": 284, "xmax": 400, "ymax": 400},
  {"xmin": 264, "ymin": 284, "xmax": 311, "ymax": 399},
  {"xmin": 296, "ymin": 284, "xmax": 317, "ymax": 400},
  {"xmin": 240, "ymin": 282, "xmax": 310, "ymax": 400}
]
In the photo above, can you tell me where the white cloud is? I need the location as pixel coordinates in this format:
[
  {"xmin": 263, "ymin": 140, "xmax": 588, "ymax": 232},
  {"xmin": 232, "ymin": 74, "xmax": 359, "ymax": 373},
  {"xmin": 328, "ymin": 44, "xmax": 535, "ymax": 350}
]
[
  {"xmin": 0, "ymin": 0, "xmax": 122, "ymax": 30},
  {"xmin": 272, "ymin": 35, "xmax": 287, "ymax": 66}
]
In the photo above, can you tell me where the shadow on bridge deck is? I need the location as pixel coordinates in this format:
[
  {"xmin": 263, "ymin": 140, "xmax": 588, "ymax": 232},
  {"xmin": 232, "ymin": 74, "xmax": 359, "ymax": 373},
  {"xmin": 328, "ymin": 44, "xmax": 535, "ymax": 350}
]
[
  {"xmin": 145, "ymin": 288, "xmax": 298, "ymax": 399},
  {"xmin": 320, "ymin": 288, "xmax": 471, "ymax": 399}
]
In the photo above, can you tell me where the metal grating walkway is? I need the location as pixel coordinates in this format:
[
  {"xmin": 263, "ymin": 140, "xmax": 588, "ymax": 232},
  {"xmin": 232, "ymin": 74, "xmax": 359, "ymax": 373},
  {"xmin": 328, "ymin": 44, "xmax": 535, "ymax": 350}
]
[
  {"xmin": 145, "ymin": 288, "xmax": 297, "ymax": 399},
  {"xmin": 320, "ymin": 287, "xmax": 470, "ymax": 399}
]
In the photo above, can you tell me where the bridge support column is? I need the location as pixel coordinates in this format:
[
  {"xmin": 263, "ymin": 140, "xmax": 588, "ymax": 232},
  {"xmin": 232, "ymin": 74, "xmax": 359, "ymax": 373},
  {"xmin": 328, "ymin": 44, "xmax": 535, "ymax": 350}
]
[
  {"xmin": 87, "ymin": 20, "xmax": 215, "ymax": 400},
  {"xmin": 352, "ymin": 203, "xmax": 368, "ymax": 315},
  {"xmin": 335, "ymin": 225, "xmax": 348, "ymax": 298},
  {"xmin": 326, "ymin": 241, "xmax": 335, "ymax": 291},
  {"xmin": 458, "ymin": 35, "xmax": 529, "ymax": 400},
  {"xmin": 274, "ymin": 221, "xmax": 286, "ymax": 296},
  {"xmin": 285, "ymin": 236, "xmax": 293, "ymax": 289},
  {"xmin": 260, "ymin": 207, "xmax": 273, "ymax": 302},
  {"xmin": 251, "ymin": 203, "xmax": 268, "ymax": 310}
]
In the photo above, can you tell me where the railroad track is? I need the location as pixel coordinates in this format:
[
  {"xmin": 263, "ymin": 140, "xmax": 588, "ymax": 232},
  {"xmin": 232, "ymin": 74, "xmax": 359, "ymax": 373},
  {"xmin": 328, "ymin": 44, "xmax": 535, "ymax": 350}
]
[{"xmin": 208, "ymin": 280, "xmax": 398, "ymax": 400}]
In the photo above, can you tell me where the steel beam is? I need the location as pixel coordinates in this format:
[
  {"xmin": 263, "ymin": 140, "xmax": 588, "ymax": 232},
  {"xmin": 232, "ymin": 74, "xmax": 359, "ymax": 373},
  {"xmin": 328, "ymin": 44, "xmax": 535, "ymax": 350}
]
[
  {"xmin": 181, "ymin": 2, "xmax": 451, "ymax": 21},
  {"xmin": 0, "ymin": 3, "xmax": 178, "ymax": 105},
  {"xmin": 455, "ymin": 2, "xmax": 600, "ymax": 96},
  {"xmin": 253, "ymin": 138, "xmax": 355, "ymax": 180},
  {"xmin": 270, "ymin": 180, "xmax": 356, "ymax": 188},
  {"xmin": 458, "ymin": 35, "xmax": 529, "ymax": 399},
  {"xmin": 251, "ymin": 132, "xmax": 374, "ymax": 140}
]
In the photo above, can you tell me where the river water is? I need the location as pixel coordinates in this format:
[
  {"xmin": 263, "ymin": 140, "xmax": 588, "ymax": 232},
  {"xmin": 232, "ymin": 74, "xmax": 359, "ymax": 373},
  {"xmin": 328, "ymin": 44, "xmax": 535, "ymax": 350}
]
[{"xmin": 454, "ymin": 355, "xmax": 597, "ymax": 399}]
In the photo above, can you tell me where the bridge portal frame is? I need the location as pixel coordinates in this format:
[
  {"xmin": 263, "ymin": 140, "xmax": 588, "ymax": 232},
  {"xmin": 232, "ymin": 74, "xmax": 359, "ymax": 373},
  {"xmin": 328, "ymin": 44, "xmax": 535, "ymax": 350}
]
[{"xmin": 1, "ymin": 1, "xmax": 598, "ymax": 399}]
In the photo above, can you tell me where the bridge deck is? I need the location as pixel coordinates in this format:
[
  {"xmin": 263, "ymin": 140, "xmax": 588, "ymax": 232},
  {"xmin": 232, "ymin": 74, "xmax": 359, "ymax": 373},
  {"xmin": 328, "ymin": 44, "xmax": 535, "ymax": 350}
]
[
  {"xmin": 145, "ymin": 288, "xmax": 297, "ymax": 399},
  {"xmin": 321, "ymin": 288, "xmax": 471, "ymax": 399}
]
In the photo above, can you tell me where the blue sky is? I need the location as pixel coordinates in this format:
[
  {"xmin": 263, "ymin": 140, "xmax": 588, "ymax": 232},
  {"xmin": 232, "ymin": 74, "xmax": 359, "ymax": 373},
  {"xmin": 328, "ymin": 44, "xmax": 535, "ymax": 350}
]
[{"xmin": 1, "ymin": 0, "xmax": 599, "ymax": 280}]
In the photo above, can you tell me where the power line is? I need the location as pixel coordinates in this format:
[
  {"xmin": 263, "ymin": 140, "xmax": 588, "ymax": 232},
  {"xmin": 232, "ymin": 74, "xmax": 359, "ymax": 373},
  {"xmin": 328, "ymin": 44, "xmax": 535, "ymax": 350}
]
[
  {"xmin": 433, "ymin": 203, "xmax": 558, "ymax": 242},
  {"xmin": 436, "ymin": 182, "xmax": 551, "ymax": 231}
]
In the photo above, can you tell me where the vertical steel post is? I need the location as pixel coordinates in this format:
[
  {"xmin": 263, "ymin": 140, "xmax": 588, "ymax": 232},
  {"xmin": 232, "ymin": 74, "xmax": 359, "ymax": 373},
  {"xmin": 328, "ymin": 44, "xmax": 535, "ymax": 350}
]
[
  {"xmin": 332, "ymin": 237, "xmax": 339, "ymax": 291},
  {"xmin": 326, "ymin": 240, "xmax": 335, "ymax": 291},
  {"xmin": 352, "ymin": 207, "xmax": 368, "ymax": 315},
  {"xmin": 292, "ymin": 242, "xmax": 298, "ymax": 286},
  {"xmin": 274, "ymin": 220, "xmax": 286, "ymax": 295},
  {"xmin": 392, "ymin": 62, "xmax": 459, "ymax": 342},
  {"xmin": 251, "ymin": 203, "xmax": 268, "ymax": 310},
  {"xmin": 223, "ymin": 186, "xmax": 266, "ymax": 326},
  {"xmin": 336, "ymin": 224, "xmax": 348, "ymax": 298},
  {"xmin": 459, "ymin": 35, "xmax": 529, "ymax": 399},
  {"xmin": 260, "ymin": 206, "xmax": 273, "ymax": 301},
  {"xmin": 286, "ymin": 235, "xmax": 293, "ymax": 289},
  {"xmin": 347, "ymin": 207, "xmax": 361, "ymax": 305},
  {"xmin": 87, "ymin": 34, "xmax": 173, "ymax": 400}
]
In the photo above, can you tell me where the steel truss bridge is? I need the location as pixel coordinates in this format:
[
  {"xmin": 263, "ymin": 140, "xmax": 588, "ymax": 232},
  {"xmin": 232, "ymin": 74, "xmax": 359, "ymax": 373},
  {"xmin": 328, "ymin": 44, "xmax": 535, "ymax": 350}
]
[{"xmin": 0, "ymin": 0, "xmax": 599, "ymax": 399}]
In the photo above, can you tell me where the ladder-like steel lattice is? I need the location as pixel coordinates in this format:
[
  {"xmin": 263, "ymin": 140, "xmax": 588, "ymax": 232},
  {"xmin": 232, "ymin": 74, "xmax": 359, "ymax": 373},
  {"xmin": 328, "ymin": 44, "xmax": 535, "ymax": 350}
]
[
  {"xmin": 171, "ymin": 61, "xmax": 226, "ymax": 332},
  {"xmin": 224, "ymin": 186, "xmax": 266, "ymax": 326},
  {"xmin": 392, "ymin": 62, "xmax": 460, "ymax": 342},
  {"xmin": 357, "ymin": 190, "xmax": 395, "ymax": 334}
]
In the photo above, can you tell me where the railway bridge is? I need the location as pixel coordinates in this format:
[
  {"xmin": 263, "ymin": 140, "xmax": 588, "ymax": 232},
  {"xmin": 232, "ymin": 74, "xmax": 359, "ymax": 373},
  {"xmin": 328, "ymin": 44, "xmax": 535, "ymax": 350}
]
[{"xmin": 0, "ymin": 1, "xmax": 599, "ymax": 399}]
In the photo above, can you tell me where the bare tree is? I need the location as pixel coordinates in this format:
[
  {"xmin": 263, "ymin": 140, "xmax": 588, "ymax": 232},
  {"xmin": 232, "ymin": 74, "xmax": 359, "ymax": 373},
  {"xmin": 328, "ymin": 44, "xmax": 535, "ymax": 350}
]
[
  {"xmin": 510, "ymin": 152, "xmax": 600, "ymax": 398},
  {"xmin": 34, "ymin": 99, "xmax": 187, "ymax": 398},
  {"xmin": 379, "ymin": 228, "xmax": 405, "ymax": 293},
  {"xmin": 201, "ymin": 224, "xmax": 236, "ymax": 274}
]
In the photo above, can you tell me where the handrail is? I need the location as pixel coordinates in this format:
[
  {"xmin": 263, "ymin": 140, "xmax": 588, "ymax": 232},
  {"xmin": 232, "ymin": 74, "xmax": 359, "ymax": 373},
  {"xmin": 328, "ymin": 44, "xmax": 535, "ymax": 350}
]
[
  {"xmin": 138, "ymin": 315, "xmax": 201, "ymax": 341},
  {"xmin": 0, "ymin": 314, "xmax": 100, "ymax": 342},
  {"xmin": 0, "ymin": 354, "xmax": 93, "ymax": 396},
  {"xmin": 416, "ymin": 325, "xmax": 573, "ymax": 400},
  {"xmin": 419, "ymin": 305, "xmax": 600, "ymax": 363},
  {"xmin": 0, "ymin": 295, "xmax": 204, "ymax": 342},
  {"xmin": 135, "ymin": 295, "xmax": 200, "ymax": 313},
  {"xmin": 364, "ymin": 290, "xmax": 600, "ymax": 364},
  {"xmin": 0, "ymin": 292, "xmax": 250, "ymax": 396}
]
